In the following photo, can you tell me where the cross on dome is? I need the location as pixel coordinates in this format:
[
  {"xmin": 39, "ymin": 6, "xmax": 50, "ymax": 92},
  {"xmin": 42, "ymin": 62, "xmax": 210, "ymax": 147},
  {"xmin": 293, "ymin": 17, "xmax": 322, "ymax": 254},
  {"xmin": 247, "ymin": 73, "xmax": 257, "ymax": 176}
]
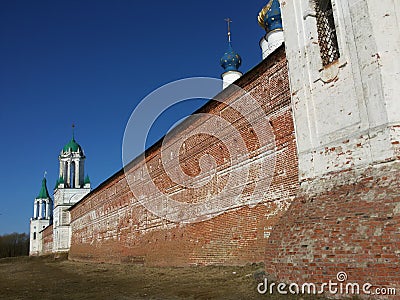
[{"xmin": 220, "ymin": 17, "xmax": 242, "ymax": 73}]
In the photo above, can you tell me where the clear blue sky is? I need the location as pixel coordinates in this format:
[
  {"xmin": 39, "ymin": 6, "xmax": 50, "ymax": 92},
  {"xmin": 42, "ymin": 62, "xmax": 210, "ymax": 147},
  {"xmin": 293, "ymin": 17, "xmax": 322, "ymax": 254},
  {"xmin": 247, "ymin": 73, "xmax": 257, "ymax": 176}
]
[{"xmin": 0, "ymin": 0, "xmax": 267, "ymax": 234}]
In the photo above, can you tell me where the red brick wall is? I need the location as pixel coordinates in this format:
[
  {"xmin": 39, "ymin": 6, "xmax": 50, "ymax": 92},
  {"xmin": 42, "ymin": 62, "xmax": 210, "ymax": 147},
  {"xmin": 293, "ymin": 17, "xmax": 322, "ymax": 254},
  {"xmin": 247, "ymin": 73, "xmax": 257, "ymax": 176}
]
[
  {"xmin": 69, "ymin": 46, "xmax": 300, "ymax": 266},
  {"xmin": 41, "ymin": 224, "xmax": 53, "ymax": 255},
  {"xmin": 67, "ymin": 42, "xmax": 400, "ymax": 294},
  {"xmin": 265, "ymin": 161, "xmax": 400, "ymax": 294}
]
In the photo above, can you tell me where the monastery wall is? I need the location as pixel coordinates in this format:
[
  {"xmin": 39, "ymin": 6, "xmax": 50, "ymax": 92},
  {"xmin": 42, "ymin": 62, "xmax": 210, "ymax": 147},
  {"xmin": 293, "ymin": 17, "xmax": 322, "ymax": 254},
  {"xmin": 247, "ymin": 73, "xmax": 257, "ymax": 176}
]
[
  {"xmin": 41, "ymin": 224, "xmax": 53, "ymax": 255},
  {"xmin": 69, "ymin": 46, "xmax": 300, "ymax": 266},
  {"xmin": 29, "ymin": 0, "xmax": 400, "ymax": 295}
]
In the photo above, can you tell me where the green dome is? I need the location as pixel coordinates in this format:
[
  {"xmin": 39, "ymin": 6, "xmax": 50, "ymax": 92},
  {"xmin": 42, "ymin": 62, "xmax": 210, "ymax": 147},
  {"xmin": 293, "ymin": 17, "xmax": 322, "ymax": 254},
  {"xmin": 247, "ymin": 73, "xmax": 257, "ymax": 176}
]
[{"xmin": 62, "ymin": 137, "xmax": 82, "ymax": 153}]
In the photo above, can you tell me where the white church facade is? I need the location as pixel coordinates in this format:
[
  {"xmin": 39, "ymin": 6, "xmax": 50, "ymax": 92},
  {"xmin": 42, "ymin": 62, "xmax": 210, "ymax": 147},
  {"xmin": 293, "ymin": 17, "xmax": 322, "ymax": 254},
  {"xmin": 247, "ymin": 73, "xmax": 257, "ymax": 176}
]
[{"xmin": 29, "ymin": 133, "xmax": 91, "ymax": 256}]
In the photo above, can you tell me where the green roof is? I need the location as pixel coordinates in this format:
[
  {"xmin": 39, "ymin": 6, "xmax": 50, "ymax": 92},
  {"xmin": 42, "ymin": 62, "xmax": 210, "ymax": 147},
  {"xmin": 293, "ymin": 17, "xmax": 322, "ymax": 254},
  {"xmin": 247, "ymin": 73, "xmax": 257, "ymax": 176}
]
[
  {"xmin": 84, "ymin": 175, "xmax": 90, "ymax": 184},
  {"xmin": 54, "ymin": 176, "xmax": 64, "ymax": 189},
  {"xmin": 62, "ymin": 137, "xmax": 82, "ymax": 153},
  {"xmin": 36, "ymin": 178, "xmax": 50, "ymax": 199}
]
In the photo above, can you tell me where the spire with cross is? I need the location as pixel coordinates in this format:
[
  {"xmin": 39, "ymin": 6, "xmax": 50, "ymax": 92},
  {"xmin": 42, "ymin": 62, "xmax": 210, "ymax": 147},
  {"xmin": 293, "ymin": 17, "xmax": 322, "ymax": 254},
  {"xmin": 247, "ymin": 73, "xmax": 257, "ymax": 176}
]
[
  {"xmin": 225, "ymin": 18, "xmax": 232, "ymax": 43},
  {"xmin": 72, "ymin": 123, "xmax": 75, "ymax": 140},
  {"xmin": 220, "ymin": 17, "xmax": 242, "ymax": 89}
]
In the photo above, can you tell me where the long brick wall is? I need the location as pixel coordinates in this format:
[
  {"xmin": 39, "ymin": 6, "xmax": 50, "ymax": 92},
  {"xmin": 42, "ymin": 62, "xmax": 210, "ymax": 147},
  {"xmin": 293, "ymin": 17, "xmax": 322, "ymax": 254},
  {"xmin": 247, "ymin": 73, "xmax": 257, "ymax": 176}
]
[
  {"xmin": 67, "ymin": 42, "xmax": 400, "ymax": 295},
  {"xmin": 69, "ymin": 46, "xmax": 300, "ymax": 266}
]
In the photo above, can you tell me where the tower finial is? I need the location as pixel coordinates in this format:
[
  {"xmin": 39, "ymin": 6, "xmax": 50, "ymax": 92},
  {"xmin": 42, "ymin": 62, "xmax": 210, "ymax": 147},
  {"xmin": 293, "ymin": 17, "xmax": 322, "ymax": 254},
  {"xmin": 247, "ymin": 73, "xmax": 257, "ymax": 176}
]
[
  {"xmin": 225, "ymin": 18, "xmax": 232, "ymax": 43},
  {"xmin": 44, "ymin": 171, "xmax": 47, "ymax": 179},
  {"xmin": 220, "ymin": 17, "xmax": 242, "ymax": 89},
  {"xmin": 72, "ymin": 123, "xmax": 75, "ymax": 140},
  {"xmin": 258, "ymin": 0, "xmax": 284, "ymax": 60}
]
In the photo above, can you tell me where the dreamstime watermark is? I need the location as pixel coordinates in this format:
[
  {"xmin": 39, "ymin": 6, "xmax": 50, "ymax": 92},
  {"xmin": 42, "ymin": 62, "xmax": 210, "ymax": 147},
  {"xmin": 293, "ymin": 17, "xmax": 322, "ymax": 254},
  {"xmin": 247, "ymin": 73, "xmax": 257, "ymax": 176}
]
[
  {"xmin": 122, "ymin": 77, "xmax": 276, "ymax": 224},
  {"xmin": 257, "ymin": 271, "xmax": 396, "ymax": 296}
]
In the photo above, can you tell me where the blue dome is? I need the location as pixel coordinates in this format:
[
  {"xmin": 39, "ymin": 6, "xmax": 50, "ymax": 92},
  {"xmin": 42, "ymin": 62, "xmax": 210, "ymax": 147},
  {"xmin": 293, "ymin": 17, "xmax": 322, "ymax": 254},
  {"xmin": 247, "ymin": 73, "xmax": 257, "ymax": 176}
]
[
  {"xmin": 220, "ymin": 42, "xmax": 242, "ymax": 72},
  {"xmin": 258, "ymin": 0, "xmax": 283, "ymax": 33}
]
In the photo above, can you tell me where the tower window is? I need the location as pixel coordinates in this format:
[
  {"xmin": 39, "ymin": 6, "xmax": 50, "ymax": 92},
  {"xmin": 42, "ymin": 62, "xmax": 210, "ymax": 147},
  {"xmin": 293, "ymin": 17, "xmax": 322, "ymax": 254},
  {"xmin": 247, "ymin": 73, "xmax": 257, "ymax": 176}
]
[
  {"xmin": 70, "ymin": 161, "xmax": 76, "ymax": 188},
  {"xmin": 42, "ymin": 202, "xmax": 46, "ymax": 219},
  {"xmin": 36, "ymin": 202, "xmax": 40, "ymax": 219},
  {"xmin": 33, "ymin": 232, "xmax": 36, "ymax": 240},
  {"xmin": 315, "ymin": 0, "xmax": 340, "ymax": 66},
  {"xmin": 64, "ymin": 162, "xmax": 68, "ymax": 187}
]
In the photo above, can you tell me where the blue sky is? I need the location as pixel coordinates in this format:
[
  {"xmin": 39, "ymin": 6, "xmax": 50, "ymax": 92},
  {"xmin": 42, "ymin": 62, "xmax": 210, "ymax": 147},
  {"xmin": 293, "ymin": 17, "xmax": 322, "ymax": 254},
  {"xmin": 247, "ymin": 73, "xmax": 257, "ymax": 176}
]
[{"xmin": 0, "ymin": 0, "xmax": 268, "ymax": 234}]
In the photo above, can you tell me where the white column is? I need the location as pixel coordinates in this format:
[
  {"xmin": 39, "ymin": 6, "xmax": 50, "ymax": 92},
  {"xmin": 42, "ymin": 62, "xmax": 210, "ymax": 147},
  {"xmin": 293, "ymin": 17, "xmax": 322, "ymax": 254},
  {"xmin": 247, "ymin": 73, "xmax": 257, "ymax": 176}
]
[
  {"xmin": 33, "ymin": 201, "xmax": 38, "ymax": 219},
  {"xmin": 45, "ymin": 201, "xmax": 50, "ymax": 219},
  {"xmin": 222, "ymin": 71, "xmax": 242, "ymax": 89},
  {"xmin": 59, "ymin": 160, "xmax": 63, "ymax": 179},
  {"xmin": 260, "ymin": 30, "xmax": 284, "ymax": 60},
  {"xmin": 75, "ymin": 160, "xmax": 80, "ymax": 188},
  {"xmin": 260, "ymin": 35, "xmax": 269, "ymax": 59},
  {"xmin": 67, "ymin": 161, "xmax": 71, "ymax": 187},
  {"xmin": 38, "ymin": 201, "xmax": 43, "ymax": 219},
  {"xmin": 46, "ymin": 200, "xmax": 51, "ymax": 219}
]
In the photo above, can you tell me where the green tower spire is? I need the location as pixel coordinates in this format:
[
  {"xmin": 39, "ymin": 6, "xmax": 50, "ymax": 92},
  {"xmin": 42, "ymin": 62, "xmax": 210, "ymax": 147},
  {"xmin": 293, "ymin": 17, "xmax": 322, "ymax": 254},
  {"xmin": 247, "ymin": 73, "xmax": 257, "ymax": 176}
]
[
  {"xmin": 84, "ymin": 174, "xmax": 91, "ymax": 185},
  {"xmin": 36, "ymin": 178, "xmax": 50, "ymax": 199}
]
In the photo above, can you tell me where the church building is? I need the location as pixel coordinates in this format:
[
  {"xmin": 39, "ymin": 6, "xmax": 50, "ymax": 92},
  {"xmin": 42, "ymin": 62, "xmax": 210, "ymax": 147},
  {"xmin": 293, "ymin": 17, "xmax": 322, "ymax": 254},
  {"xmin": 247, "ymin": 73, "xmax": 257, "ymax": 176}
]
[
  {"xmin": 29, "ymin": 133, "xmax": 91, "ymax": 255},
  {"xmin": 29, "ymin": 0, "xmax": 400, "ymax": 294}
]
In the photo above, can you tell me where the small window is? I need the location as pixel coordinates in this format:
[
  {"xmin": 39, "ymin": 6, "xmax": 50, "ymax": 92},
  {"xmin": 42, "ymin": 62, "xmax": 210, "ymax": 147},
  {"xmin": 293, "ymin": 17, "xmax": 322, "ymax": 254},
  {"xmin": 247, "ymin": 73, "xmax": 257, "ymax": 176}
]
[
  {"xmin": 315, "ymin": 0, "xmax": 340, "ymax": 66},
  {"xmin": 33, "ymin": 232, "xmax": 37, "ymax": 240}
]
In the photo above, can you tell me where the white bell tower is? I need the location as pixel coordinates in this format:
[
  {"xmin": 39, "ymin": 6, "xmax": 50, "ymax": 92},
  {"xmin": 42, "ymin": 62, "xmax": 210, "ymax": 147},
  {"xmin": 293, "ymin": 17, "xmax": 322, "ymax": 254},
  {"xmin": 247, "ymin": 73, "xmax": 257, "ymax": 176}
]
[
  {"xmin": 29, "ymin": 177, "xmax": 52, "ymax": 256},
  {"xmin": 53, "ymin": 125, "xmax": 91, "ymax": 253}
]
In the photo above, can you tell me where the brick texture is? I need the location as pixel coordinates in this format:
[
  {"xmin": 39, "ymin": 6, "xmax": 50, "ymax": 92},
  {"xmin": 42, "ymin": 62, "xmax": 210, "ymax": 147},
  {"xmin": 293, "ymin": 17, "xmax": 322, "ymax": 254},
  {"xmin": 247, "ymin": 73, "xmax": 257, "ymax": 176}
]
[
  {"xmin": 265, "ymin": 161, "xmax": 400, "ymax": 294},
  {"xmin": 41, "ymin": 224, "xmax": 53, "ymax": 255},
  {"xmin": 51, "ymin": 43, "xmax": 400, "ymax": 295},
  {"xmin": 69, "ymin": 46, "xmax": 300, "ymax": 266}
]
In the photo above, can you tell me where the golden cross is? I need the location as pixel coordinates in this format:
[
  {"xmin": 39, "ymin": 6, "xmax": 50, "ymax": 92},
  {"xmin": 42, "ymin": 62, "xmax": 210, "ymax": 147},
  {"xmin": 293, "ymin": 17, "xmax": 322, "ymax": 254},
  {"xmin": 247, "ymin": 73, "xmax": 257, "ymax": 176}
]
[{"xmin": 225, "ymin": 18, "xmax": 232, "ymax": 43}]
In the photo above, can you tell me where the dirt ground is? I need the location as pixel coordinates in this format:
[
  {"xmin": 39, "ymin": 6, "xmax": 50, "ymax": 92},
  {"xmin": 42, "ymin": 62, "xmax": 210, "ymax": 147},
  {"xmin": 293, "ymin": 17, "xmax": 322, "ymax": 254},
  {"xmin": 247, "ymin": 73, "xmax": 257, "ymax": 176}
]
[{"xmin": 0, "ymin": 256, "xmax": 325, "ymax": 300}]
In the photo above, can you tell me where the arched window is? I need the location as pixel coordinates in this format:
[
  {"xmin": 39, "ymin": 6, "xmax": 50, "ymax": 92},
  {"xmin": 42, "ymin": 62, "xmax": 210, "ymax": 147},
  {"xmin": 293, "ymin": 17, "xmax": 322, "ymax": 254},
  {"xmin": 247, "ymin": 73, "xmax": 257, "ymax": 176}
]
[
  {"xmin": 63, "ymin": 161, "xmax": 68, "ymax": 187},
  {"xmin": 70, "ymin": 161, "xmax": 76, "ymax": 188},
  {"xmin": 36, "ymin": 201, "xmax": 40, "ymax": 219},
  {"xmin": 42, "ymin": 202, "xmax": 46, "ymax": 219}
]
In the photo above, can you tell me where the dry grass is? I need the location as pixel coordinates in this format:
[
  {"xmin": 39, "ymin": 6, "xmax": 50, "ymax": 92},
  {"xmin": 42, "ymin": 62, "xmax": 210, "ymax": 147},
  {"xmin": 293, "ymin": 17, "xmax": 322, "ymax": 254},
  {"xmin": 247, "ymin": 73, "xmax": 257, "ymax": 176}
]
[{"xmin": 0, "ymin": 256, "xmax": 328, "ymax": 299}]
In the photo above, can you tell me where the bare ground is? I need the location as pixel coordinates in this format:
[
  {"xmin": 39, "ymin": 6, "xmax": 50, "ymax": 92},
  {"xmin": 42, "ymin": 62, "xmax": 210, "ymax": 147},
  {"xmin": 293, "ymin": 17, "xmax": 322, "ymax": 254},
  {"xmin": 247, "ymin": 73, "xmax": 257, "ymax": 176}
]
[{"xmin": 0, "ymin": 256, "xmax": 326, "ymax": 300}]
